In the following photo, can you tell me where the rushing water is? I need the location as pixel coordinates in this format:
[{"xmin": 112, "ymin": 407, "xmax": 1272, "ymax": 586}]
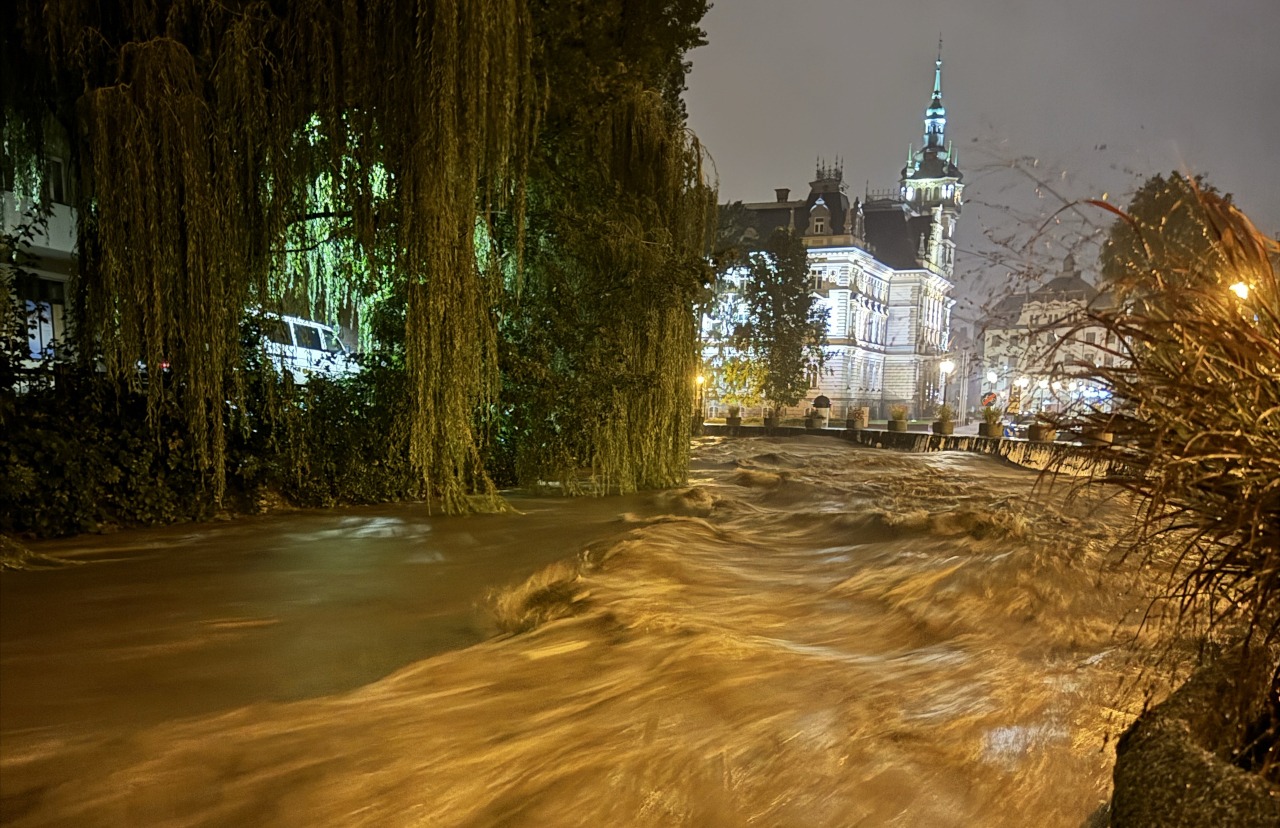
[{"xmin": 1, "ymin": 436, "xmax": 1171, "ymax": 827}]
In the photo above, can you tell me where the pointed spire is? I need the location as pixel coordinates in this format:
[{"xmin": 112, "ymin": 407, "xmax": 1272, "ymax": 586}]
[
  {"xmin": 933, "ymin": 36, "xmax": 943, "ymax": 99},
  {"xmin": 923, "ymin": 39, "xmax": 947, "ymax": 151}
]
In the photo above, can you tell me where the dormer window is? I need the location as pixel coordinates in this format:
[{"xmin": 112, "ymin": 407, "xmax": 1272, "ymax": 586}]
[{"xmin": 808, "ymin": 197, "xmax": 830, "ymax": 236}]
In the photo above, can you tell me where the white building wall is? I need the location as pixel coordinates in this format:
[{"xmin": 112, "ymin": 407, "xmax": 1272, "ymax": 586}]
[
  {"xmin": 981, "ymin": 291, "xmax": 1124, "ymax": 416},
  {"xmin": 701, "ymin": 242, "xmax": 953, "ymax": 420}
]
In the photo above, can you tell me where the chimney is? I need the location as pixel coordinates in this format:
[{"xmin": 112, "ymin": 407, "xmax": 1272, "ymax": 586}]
[{"xmin": 775, "ymin": 188, "xmax": 790, "ymax": 203}]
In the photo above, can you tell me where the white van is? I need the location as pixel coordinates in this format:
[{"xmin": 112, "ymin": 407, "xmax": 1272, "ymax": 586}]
[{"xmin": 261, "ymin": 314, "xmax": 359, "ymax": 383}]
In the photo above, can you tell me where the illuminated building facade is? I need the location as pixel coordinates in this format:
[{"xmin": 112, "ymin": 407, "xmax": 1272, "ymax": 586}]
[
  {"xmin": 710, "ymin": 47, "xmax": 961, "ymax": 419},
  {"xmin": 979, "ymin": 254, "xmax": 1121, "ymax": 415}
]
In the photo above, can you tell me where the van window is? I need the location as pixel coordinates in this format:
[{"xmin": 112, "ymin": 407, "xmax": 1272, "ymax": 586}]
[
  {"xmin": 264, "ymin": 319, "xmax": 292, "ymax": 345},
  {"xmin": 292, "ymin": 323, "xmax": 323, "ymax": 351}
]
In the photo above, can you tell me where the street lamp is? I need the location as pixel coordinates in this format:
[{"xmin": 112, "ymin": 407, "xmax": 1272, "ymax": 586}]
[
  {"xmin": 939, "ymin": 359, "xmax": 955, "ymax": 405},
  {"xmin": 695, "ymin": 374, "xmax": 705, "ymax": 421},
  {"xmin": 1230, "ymin": 281, "xmax": 1249, "ymax": 300},
  {"xmin": 986, "ymin": 370, "xmax": 998, "ymax": 384}
]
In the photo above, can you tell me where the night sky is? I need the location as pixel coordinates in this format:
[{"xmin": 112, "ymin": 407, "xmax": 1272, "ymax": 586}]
[{"xmin": 685, "ymin": 0, "xmax": 1280, "ymax": 305}]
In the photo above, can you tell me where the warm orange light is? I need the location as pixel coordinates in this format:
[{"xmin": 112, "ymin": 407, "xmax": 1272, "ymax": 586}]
[{"xmin": 1229, "ymin": 282, "xmax": 1249, "ymax": 300}]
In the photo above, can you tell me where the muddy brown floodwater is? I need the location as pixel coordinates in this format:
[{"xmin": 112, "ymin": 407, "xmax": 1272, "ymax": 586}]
[{"xmin": 1, "ymin": 436, "xmax": 1171, "ymax": 826}]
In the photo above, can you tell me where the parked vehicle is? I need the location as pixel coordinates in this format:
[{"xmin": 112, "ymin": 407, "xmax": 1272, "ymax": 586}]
[{"xmin": 261, "ymin": 314, "xmax": 358, "ymax": 383}]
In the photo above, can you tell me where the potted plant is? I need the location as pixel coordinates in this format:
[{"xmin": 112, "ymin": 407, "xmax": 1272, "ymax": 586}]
[
  {"xmin": 1081, "ymin": 417, "xmax": 1113, "ymax": 444},
  {"xmin": 887, "ymin": 405, "xmax": 909, "ymax": 432},
  {"xmin": 725, "ymin": 404, "xmax": 742, "ymax": 427},
  {"xmin": 804, "ymin": 407, "xmax": 821, "ymax": 429},
  {"xmin": 931, "ymin": 404, "xmax": 955, "ymax": 435},
  {"xmin": 845, "ymin": 406, "xmax": 868, "ymax": 431},
  {"xmin": 979, "ymin": 406, "xmax": 1002, "ymax": 438},
  {"xmin": 1027, "ymin": 415, "xmax": 1057, "ymax": 442}
]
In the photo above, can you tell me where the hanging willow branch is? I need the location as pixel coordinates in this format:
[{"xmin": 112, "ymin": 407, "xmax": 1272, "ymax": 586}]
[
  {"xmin": 80, "ymin": 38, "xmax": 240, "ymax": 497},
  {"xmin": 16, "ymin": 0, "xmax": 536, "ymax": 510},
  {"xmin": 502, "ymin": 80, "xmax": 714, "ymax": 495}
]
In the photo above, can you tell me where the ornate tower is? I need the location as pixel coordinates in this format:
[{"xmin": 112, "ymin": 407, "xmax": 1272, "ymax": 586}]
[{"xmin": 899, "ymin": 39, "xmax": 963, "ymax": 278}]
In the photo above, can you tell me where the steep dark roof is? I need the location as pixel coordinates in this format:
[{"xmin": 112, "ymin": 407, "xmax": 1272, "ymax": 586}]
[
  {"xmin": 861, "ymin": 200, "xmax": 927, "ymax": 269},
  {"xmin": 1028, "ymin": 273, "xmax": 1098, "ymax": 304},
  {"xmin": 982, "ymin": 267, "xmax": 1108, "ymax": 328},
  {"xmin": 728, "ymin": 201, "xmax": 800, "ymax": 247},
  {"xmin": 801, "ymin": 175, "xmax": 852, "ymax": 235}
]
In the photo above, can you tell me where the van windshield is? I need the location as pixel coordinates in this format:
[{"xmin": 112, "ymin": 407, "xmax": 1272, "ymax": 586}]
[{"xmin": 321, "ymin": 329, "xmax": 345, "ymax": 353}]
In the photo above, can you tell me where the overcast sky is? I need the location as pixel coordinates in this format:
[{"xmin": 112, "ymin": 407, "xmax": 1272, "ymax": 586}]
[{"xmin": 685, "ymin": 0, "xmax": 1279, "ymax": 304}]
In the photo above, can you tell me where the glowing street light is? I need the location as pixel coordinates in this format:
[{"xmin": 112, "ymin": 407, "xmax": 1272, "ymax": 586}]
[
  {"xmin": 986, "ymin": 370, "xmax": 998, "ymax": 384},
  {"xmin": 1230, "ymin": 281, "xmax": 1250, "ymax": 300},
  {"xmin": 939, "ymin": 359, "xmax": 955, "ymax": 405},
  {"xmin": 1015, "ymin": 376, "xmax": 1030, "ymax": 389}
]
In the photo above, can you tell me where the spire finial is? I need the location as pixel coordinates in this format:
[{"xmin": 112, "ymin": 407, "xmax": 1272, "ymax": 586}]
[{"xmin": 933, "ymin": 36, "xmax": 943, "ymax": 98}]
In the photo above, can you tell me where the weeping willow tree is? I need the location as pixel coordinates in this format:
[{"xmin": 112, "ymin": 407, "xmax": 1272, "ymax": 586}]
[
  {"xmin": 495, "ymin": 0, "xmax": 714, "ymax": 494},
  {"xmin": 5, "ymin": 0, "xmax": 535, "ymax": 510},
  {"xmin": 580, "ymin": 91, "xmax": 713, "ymax": 492}
]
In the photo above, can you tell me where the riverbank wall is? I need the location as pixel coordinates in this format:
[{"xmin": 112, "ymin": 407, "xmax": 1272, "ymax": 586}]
[{"xmin": 699, "ymin": 424, "xmax": 1130, "ymax": 478}]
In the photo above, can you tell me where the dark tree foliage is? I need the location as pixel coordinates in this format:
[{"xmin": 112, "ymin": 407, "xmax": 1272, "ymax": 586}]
[
  {"xmin": 1100, "ymin": 172, "xmax": 1226, "ymax": 293},
  {"xmin": 3, "ymin": 0, "xmax": 715, "ymax": 518},
  {"xmin": 735, "ymin": 229, "xmax": 828, "ymax": 410},
  {"xmin": 493, "ymin": 0, "xmax": 714, "ymax": 493}
]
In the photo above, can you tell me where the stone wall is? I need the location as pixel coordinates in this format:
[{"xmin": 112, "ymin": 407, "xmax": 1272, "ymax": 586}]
[
  {"xmin": 700, "ymin": 423, "xmax": 1129, "ymax": 477},
  {"xmin": 1111, "ymin": 646, "xmax": 1280, "ymax": 827}
]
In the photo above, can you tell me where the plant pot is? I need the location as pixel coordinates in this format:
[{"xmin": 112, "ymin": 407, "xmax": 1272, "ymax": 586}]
[
  {"xmin": 805, "ymin": 416, "xmax": 821, "ymax": 429},
  {"xmin": 725, "ymin": 416, "xmax": 742, "ymax": 427},
  {"xmin": 1028, "ymin": 424, "xmax": 1057, "ymax": 442},
  {"xmin": 887, "ymin": 419, "xmax": 908, "ymax": 433},
  {"xmin": 845, "ymin": 419, "xmax": 866, "ymax": 431},
  {"xmin": 931, "ymin": 420, "xmax": 954, "ymax": 435},
  {"xmin": 978, "ymin": 422, "xmax": 1001, "ymax": 438}
]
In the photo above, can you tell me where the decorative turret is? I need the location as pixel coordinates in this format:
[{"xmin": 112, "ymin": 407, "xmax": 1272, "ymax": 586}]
[
  {"xmin": 896, "ymin": 38, "xmax": 963, "ymax": 278},
  {"xmin": 923, "ymin": 45, "xmax": 946, "ymax": 151}
]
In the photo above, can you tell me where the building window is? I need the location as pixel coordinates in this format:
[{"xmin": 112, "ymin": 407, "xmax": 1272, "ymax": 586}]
[
  {"xmin": 46, "ymin": 158, "xmax": 67, "ymax": 204},
  {"xmin": 16, "ymin": 275, "xmax": 66, "ymax": 359},
  {"xmin": 813, "ymin": 217, "xmax": 826, "ymax": 235}
]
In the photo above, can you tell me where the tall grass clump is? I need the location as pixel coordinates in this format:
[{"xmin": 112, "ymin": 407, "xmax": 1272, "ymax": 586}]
[{"xmin": 1084, "ymin": 175, "xmax": 1278, "ymax": 782}]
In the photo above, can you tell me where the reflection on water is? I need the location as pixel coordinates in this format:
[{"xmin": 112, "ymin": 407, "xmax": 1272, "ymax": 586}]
[{"xmin": 1, "ymin": 437, "xmax": 1169, "ymax": 826}]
